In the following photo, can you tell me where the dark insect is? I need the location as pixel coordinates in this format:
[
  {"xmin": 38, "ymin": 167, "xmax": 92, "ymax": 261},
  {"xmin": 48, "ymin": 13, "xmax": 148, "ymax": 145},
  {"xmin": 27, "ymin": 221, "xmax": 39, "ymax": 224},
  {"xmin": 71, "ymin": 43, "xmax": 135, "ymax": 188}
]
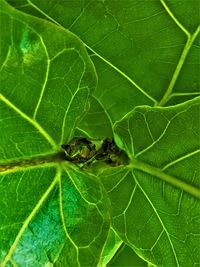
[
  {"xmin": 61, "ymin": 137, "xmax": 129, "ymax": 167},
  {"xmin": 95, "ymin": 138, "xmax": 129, "ymax": 166},
  {"xmin": 61, "ymin": 138, "xmax": 96, "ymax": 163}
]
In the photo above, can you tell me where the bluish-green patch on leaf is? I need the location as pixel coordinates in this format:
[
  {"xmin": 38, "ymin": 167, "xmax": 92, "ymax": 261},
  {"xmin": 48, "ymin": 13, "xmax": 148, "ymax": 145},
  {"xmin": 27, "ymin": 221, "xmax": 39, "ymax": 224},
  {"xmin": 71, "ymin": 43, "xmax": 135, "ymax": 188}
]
[
  {"xmin": 0, "ymin": 167, "xmax": 58, "ymax": 263},
  {"xmin": 12, "ymin": 186, "xmax": 65, "ymax": 267}
]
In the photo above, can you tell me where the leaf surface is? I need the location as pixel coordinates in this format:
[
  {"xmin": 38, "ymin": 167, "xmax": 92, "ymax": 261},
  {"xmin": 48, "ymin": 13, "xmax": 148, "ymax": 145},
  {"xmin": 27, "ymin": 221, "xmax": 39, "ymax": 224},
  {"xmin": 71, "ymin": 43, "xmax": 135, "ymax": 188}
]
[{"xmin": 108, "ymin": 243, "xmax": 148, "ymax": 267}]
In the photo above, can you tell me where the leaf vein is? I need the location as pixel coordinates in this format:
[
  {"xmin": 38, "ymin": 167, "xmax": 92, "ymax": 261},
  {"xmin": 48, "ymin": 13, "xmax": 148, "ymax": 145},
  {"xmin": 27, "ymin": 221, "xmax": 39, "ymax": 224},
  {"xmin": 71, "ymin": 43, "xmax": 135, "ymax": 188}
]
[
  {"xmin": 160, "ymin": 0, "xmax": 190, "ymax": 37},
  {"xmin": 33, "ymin": 36, "xmax": 50, "ymax": 119},
  {"xmin": 133, "ymin": 171, "xmax": 180, "ymax": 267},
  {"xmin": 0, "ymin": 94, "xmax": 57, "ymax": 149}
]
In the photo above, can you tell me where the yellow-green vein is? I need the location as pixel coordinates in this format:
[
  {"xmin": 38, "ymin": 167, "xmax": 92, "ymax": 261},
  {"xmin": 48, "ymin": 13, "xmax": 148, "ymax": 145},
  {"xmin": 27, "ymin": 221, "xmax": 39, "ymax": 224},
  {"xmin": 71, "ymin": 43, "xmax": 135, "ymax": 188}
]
[
  {"xmin": 162, "ymin": 149, "xmax": 200, "ymax": 170},
  {"xmin": 58, "ymin": 173, "xmax": 80, "ymax": 264},
  {"xmin": 158, "ymin": 25, "xmax": 200, "ymax": 106},
  {"xmin": 0, "ymin": 46, "xmax": 12, "ymax": 72},
  {"xmin": 93, "ymin": 95, "xmax": 114, "ymax": 129},
  {"xmin": 160, "ymin": 0, "xmax": 190, "ymax": 37},
  {"xmin": 33, "ymin": 36, "xmax": 50, "ymax": 119},
  {"xmin": 0, "ymin": 94, "xmax": 57, "ymax": 149},
  {"xmin": 63, "ymin": 165, "xmax": 97, "ymax": 205},
  {"xmin": 60, "ymin": 55, "xmax": 87, "ymax": 145}
]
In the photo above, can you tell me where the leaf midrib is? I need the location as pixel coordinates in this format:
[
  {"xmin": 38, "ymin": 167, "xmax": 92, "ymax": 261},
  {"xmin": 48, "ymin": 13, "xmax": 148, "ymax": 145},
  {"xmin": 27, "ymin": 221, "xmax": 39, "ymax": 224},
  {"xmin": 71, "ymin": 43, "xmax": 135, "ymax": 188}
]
[
  {"xmin": 0, "ymin": 153, "xmax": 65, "ymax": 173},
  {"xmin": 130, "ymin": 159, "xmax": 200, "ymax": 199},
  {"xmin": 2, "ymin": 156, "xmax": 199, "ymax": 198}
]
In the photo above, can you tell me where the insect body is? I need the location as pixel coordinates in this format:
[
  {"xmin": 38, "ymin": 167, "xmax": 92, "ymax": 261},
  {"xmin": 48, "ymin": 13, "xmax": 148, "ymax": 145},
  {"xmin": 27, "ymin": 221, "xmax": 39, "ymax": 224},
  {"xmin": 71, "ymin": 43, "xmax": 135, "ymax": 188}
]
[
  {"xmin": 95, "ymin": 138, "xmax": 128, "ymax": 166},
  {"xmin": 61, "ymin": 137, "xmax": 129, "ymax": 167},
  {"xmin": 61, "ymin": 138, "xmax": 96, "ymax": 163}
]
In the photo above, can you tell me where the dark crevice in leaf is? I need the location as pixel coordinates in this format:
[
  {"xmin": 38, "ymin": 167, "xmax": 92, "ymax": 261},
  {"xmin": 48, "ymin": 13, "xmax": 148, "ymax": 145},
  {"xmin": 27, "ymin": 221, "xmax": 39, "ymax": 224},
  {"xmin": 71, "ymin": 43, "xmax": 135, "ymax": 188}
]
[{"xmin": 61, "ymin": 137, "xmax": 130, "ymax": 168}]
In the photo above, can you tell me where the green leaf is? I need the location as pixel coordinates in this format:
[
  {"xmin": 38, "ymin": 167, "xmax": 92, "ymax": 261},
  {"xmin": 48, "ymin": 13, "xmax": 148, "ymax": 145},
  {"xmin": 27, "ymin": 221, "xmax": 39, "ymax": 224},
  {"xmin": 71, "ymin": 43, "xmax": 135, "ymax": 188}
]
[
  {"xmin": 101, "ymin": 98, "xmax": 200, "ymax": 266},
  {"xmin": 0, "ymin": 1, "xmax": 110, "ymax": 266},
  {"xmin": 6, "ymin": 0, "xmax": 200, "ymax": 137},
  {"xmin": 1, "ymin": 1, "xmax": 200, "ymax": 266},
  {"xmin": 99, "ymin": 230, "xmax": 148, "ymax": 267},
  {"xmin": 98, "ymin": 228, "xmax": 122, "ymax": 267},
  {"xmin": 108, "ymin": 244, "xmax": 148, "ymax": 267}
]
